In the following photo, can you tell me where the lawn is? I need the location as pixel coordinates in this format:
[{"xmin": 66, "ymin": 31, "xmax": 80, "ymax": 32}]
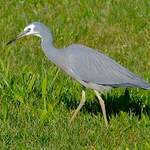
[{"xmin": 0, "ymin": 0, "xmax": 150, "ymax": 149}]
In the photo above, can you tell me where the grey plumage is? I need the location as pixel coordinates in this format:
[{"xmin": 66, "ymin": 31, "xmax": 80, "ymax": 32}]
[
  {"xmin": 7, "ymin": 22, "xmax": 150, "ymax": 126},
  {"xmin": 63, "ymin": 44, "xmax": 150, "ymax": 90}
]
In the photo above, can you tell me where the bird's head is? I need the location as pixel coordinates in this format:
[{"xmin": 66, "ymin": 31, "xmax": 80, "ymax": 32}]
[{"xmin": 7, "ymin": 22, "xmax": 50, "ymax": 45}]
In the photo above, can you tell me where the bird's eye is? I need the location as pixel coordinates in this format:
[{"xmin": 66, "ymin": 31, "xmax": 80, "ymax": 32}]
[{"xmin": 27, "ymin": 28, "xmax": 31, "ymax": 32}]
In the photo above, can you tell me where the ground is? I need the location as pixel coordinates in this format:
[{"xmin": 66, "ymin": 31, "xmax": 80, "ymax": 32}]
[{"xmin": 0, "ymin": 0, "xmax": 150, "ymax": 149}]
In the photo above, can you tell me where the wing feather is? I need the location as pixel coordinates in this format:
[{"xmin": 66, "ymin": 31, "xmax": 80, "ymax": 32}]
[{"xmin": 64, "ymin": 44, "xmax": 150, "ymax": 89}]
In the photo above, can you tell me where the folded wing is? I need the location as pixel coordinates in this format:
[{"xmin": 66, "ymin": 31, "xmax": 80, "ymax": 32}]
[{"xmin": 65, "ymin": 44, "xmax": 150, "ymax": 89}]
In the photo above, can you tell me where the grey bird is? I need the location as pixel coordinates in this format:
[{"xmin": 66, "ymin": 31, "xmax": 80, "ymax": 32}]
[{"xmin": 7, "ymin": 22, "xmax": 150, "ymax": 126}]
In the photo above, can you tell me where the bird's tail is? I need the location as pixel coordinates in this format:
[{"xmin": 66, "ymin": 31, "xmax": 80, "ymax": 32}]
[
  {"xmin": 142, "ymin": 84, "xmax": 150, "ymax": 90},
  {"xmin": 134, "ymin": 80, "xmax": 150, "ymax": 90},
  {"xmin": 111, "ymin": 79, "xmax": 150, "ymax": 90}
]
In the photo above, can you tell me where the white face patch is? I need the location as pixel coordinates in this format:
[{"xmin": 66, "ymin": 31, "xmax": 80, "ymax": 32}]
[
  {"xmin": 24, "ymin": 24, "xmax": 35, "ymax": 31},
  {"xmin": 23, "ymin": 24, "xmax": 38, "ymax": 36}
]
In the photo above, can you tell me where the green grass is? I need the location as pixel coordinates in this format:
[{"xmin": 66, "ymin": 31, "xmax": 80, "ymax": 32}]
[{"xmin": 0, "ymin": 0, "xmax": 150, "ymax": 149}]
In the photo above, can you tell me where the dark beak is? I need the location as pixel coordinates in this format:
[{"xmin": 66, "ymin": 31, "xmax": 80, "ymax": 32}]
[{"xmin": 7, "ymin": 29, "xmax": 29, "ymax": 45}]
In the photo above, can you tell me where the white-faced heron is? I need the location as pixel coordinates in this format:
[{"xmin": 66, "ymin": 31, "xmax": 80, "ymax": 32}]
[{"xmin": 7, "ymin": 22, "xmax": 150, "ymax": 126}]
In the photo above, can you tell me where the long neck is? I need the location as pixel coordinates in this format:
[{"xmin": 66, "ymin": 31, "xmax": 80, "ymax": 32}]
[{"xmin": 41, "ymin": 32, "xmax": 61, "ymax": 65}]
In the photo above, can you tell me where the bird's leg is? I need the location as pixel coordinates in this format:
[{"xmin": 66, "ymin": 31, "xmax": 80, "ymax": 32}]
[
  {"xmin": 94, "ymin": 90, "xmax": 108, "ymax": 127},
  {"xmin": 70, "ymin": 90, "xmax": 86, "ymax": 123}
]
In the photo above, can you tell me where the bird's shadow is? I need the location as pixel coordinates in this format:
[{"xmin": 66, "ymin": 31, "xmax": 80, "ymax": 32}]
[{"xmin": 60, "ymin": 89, "xmax": 150, "ymax": 119}]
